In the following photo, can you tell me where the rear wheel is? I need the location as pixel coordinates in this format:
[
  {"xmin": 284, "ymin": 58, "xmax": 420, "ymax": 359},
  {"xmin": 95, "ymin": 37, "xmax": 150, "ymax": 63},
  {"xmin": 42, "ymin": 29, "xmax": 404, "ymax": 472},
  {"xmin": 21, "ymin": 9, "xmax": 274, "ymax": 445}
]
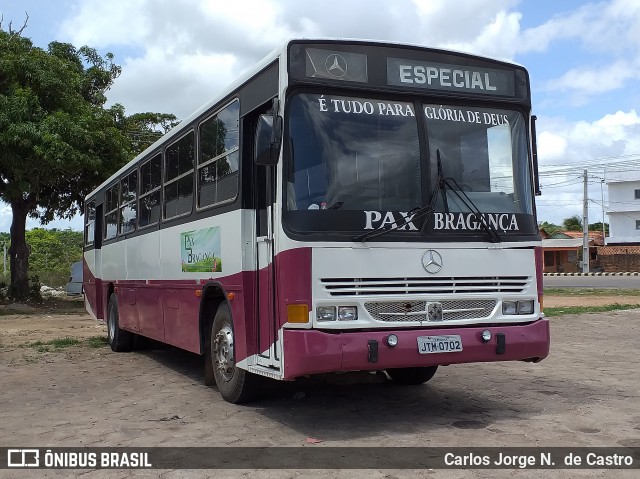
[
  {"xmin": 107, "ymin": 294, "xmax": 133, "ymax": 352},
  {"xmin": 207, "ymin": 302, "xmax": 259, "ymax": 403},
  {"xmin": 386, "ymin": 366, "xmax": 438, "ymax": 385}
]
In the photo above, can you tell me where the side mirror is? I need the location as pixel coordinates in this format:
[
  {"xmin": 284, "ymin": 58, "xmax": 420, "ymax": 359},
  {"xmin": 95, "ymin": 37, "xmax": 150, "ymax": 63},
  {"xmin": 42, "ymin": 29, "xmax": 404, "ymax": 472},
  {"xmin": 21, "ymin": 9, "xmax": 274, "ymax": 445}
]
[{"xmin": 254, "ymin": 114, "xmax": 283, "ymax": 166}]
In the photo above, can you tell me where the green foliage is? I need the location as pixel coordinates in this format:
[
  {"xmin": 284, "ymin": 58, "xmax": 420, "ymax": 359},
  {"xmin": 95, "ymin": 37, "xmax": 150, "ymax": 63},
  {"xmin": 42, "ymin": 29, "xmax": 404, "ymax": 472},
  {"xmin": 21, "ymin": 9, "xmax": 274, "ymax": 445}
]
[
  {"xmin": 110, "ymin": 105, "xmax": 180, "ymax": 156},
  {"xmin": 0, "ymin": 25, "xmax": 130, "ymax": 299},
  {"xmin": 0, "ymin": 25, "xmax": 173, "ymax": 298},
  {"xmin": 86, "ymin": 336, "xmax": 109, "ymax": 348},
  {"xmin": 544, "ymin": 288, "xmax": 640, "ymax": 297},
  {"xmin": 588, "ymin": 222, "xmax": 609, "ymax": 234},
  {"xmin": 0, "ymin": 30, "xmax": 132, "ymax": 218},
  {"xmin": 538, "ymin": 221, "xmax": 561, "ymax": 235},
  {"xmin": 26, "ymin": 228, "xmax": 83, "ymax": 273},
  {"xmin": 1, "ymin": 228, "xmax": 83, "ymax": 288},
  {"xmin": 562, "ymin": 215, "xmax": 583, "ymax": 231},
  {"xmin": 544, "ymin": 304, "xmax": 640, "ymax": 316},
  {"xmin": 24, "ymin": 337, "xmax": 81, "ymax": 349}
]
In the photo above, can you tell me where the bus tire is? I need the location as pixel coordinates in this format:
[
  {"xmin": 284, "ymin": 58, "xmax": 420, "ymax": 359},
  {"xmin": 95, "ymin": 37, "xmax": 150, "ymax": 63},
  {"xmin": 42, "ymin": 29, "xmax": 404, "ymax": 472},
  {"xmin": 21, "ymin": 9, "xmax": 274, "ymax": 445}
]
[
  {"xmin": 208, "ymin": 302, "xmax": 258, "ymax": 403},
  {"xmin": 107, "ymin": 294, "xmax": 133, "ymax": 352},
  {"xmin": 386, "ymin": 366, "xmax": 438, "ymax": 385}
]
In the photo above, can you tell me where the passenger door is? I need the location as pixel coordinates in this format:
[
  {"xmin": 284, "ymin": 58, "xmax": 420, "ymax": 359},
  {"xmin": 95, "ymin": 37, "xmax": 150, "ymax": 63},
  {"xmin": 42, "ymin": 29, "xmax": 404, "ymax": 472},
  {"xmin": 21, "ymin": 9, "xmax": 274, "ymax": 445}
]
[
  {"xmin": 255, "ymin": 162, "xmax": 278, "ymax": 367},
  {"xmin": 253, "ymin": 112, "xmax": 279, "ymax": 369}
]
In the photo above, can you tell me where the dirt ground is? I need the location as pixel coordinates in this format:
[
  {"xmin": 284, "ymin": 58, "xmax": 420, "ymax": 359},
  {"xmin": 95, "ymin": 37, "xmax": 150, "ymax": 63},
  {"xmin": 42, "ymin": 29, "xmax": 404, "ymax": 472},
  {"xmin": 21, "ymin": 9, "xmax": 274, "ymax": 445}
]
[
  {"xmin": 0, "ymin": 297, "xmax": 639, "ymax": 479},
  {"xmin": 543, "ymin": 295, "xmax": 640, "ymax": 307}
]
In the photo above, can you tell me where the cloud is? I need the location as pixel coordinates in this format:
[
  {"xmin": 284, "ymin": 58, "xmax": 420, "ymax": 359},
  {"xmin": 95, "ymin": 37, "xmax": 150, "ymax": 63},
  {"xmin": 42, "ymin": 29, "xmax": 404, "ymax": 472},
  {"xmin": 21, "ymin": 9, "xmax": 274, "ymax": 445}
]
[
  {"xmin": 535, "ymin": 110, "xmax": 640, "ymax": 223},
  {"xmin": 58, "ymin": 0, "xmax": 527, "ymax": 117},
  {"xmin": 543, "ymin": 60, "xmax": 638, "ymax": 105},
  {"xmin": 520, "ymin": 0, "xmax": 640, "ymax": 102},
  {"xmin": 441, "ymin": 10, "xmax": 523, "ymax": 61},
  {"xmin": 31, "ymin": 0, "xmax": 640, "ymax": 230}
]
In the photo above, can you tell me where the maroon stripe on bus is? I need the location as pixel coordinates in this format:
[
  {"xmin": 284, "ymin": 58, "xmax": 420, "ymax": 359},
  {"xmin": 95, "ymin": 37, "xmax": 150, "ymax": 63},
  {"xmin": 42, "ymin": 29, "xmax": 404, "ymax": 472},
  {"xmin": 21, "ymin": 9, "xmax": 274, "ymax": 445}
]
[{"xmin": 83, "ymin": 247, "xmax": 312, "ymax": 361}]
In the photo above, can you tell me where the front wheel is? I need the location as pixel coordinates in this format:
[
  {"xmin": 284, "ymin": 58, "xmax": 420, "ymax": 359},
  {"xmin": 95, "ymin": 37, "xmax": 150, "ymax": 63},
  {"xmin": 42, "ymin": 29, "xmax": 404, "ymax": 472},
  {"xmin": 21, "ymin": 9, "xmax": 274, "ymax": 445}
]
[
  {"xmin": 386, "ymin": 366, "xmax": 438, "ymax": 385},
  {"xmin": 206, "ymin": 302, "xmax": 259, "ymax": 403}
]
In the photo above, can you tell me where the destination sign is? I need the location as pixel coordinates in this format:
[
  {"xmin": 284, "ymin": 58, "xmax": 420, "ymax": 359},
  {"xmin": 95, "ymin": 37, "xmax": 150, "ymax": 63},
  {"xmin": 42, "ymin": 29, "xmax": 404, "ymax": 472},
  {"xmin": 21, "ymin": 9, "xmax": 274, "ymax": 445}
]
[{"xmin": 387, "ymin": 57, "xmax": 515, "ymax": 97}]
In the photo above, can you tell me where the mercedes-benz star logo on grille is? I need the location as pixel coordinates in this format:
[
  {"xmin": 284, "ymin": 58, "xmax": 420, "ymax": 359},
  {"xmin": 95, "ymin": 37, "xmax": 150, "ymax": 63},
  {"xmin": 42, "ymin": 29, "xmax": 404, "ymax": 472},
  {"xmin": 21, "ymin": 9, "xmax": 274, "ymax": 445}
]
[
  {"xmin": 325, "ymin": 54, "xmax": 348, "ymax": 78},
  {"xmin": 422, "ymin": 250, "xmax": 443, "ymax": 274}
]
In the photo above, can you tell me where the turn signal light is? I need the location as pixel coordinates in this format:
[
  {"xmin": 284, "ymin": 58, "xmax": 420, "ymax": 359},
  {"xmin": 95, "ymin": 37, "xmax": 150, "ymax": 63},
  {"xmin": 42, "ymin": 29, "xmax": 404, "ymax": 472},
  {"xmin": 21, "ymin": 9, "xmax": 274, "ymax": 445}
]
[{"xmin": 288, "ymin": 304, "xmax": 309, "ymax": 323}]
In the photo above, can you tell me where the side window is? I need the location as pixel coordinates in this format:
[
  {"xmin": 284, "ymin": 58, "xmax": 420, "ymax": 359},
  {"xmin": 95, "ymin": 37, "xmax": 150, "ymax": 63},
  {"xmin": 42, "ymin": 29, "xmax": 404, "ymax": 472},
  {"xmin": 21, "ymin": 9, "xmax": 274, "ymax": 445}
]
[
  {"xmin": 119, "ymin": 170, "xmax": 138, "ymax": 234},
  {"xmin": 139, "ymin": 154, "xmax": 162, "ymax": 228},
  {"xmin": 104, "ymin": 183, "xmax": 119, "ymax": 240},
  {"xmin": 164, "ymin": 131, "xmax": 194, "ymax": 219},
  {"xmin": 85, "ymin": 200, "xmax": 96, "ymax": 246},
  {"xmin": 198, "ymin": 100, "xmax": 240, "ymax": 208}
]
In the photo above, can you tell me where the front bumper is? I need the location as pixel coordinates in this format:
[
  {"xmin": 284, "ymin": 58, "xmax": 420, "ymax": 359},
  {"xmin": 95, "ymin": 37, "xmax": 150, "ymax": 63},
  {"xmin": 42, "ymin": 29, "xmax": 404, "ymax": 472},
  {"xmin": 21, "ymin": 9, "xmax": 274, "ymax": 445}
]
[{"xmin": 282, "ymin": 319, "xmax": 550, "ymax": 380}]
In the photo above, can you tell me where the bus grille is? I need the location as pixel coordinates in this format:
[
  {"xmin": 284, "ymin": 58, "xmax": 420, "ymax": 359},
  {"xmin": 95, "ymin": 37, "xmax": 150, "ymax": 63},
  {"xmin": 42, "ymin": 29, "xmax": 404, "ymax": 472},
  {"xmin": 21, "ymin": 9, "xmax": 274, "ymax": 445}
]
[
  {"xmin": 321, "ymin": 277, "xmax": 529, "ymax": 296},
  {"xmin": 365, "ymin": 299, "xmax": 497, "ymax": 322}
]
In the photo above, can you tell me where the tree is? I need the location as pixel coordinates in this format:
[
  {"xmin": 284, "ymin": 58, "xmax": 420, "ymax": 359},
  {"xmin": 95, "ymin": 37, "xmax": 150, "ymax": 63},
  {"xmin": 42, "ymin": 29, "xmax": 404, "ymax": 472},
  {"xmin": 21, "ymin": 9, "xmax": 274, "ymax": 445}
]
[
  {"xmin": 538, "ymin": 221, "xmax": 560, "ymax": 235},
  {"xmin": 110, "ymin": 106, "xmax": 179, "ymax": 156},
  {"xmin": 26, "ymin": 228, "xmax": 83, "ymax": 274},
  {"xmin": 562, "ymin": 215, "xmax": 583, "ymax": 232},
  {"xmin": 0, "ymin": 21, "xmax": 131, "ymax": 299},
  {"xmin": 588, "ymin": 222, "xmax": 609, "ymax": 235}
]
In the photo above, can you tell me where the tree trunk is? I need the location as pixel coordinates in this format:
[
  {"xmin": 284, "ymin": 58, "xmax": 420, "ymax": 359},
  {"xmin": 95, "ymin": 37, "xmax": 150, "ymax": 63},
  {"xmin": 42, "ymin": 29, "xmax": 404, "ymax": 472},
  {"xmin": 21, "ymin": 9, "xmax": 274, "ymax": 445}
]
[{"xmin": 9, "ymin": 200, "xmax": 30, "ymax": 300}]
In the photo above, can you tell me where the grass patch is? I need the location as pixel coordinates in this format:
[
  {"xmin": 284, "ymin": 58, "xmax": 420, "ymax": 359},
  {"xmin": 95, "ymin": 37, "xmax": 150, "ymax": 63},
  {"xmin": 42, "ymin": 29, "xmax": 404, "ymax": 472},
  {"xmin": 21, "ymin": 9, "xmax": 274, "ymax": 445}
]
[
  {"xmin": 20, "ymin": 336, "xmax": 108, "ymax": 350},
  {"xmin": 544, "ymin": 303, "xmax": 640, "ymax": 316},
  {"xmin": 544, "ymin": 288, "xmax": 640, "ymax": 297},
  {"xmin": 23, "ymin": 337, "xmax": 80, "ymax": 349},
  {"xmin": 86, "ymin": 336, "xmax": 108, "ymax": 348}
]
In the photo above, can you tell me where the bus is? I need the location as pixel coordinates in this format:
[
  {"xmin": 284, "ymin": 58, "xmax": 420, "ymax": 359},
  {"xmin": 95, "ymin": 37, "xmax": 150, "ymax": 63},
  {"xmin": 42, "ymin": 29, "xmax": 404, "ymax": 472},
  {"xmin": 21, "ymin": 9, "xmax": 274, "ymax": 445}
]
[{"xmin": 83, "ymin": 39, "xmax": 550, "ymax": 403}]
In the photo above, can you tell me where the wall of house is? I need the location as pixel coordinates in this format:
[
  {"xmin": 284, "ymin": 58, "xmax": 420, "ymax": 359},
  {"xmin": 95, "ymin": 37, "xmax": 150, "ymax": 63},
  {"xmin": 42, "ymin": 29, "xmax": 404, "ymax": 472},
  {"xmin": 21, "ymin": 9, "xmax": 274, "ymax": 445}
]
[
  {"xmin": 597, "ymin": 245, "xmax": 640, "ymax": 271},
  {"xmin": 606, "ymin": 181, "xmax": 640, "ymax": 244}
]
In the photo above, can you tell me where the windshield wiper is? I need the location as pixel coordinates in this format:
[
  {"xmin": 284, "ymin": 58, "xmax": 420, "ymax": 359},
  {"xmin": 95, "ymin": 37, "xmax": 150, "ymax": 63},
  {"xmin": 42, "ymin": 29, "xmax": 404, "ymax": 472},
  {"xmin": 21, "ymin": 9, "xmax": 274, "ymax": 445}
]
[
  {"xmin": 433, "ymin": 150, "xmax": 501, "ymax": 243},
  {"xmin": 353, "ymin": 149, "xmax": 501, "ymax": 243}
]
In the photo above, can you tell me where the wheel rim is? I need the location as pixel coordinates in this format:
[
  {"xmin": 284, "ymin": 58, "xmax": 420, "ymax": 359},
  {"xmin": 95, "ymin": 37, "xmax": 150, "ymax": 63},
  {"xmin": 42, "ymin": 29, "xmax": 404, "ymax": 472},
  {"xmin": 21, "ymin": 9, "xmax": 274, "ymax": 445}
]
[
  {"xmin": 213, "ymin": 323, "xmax": 235, "ymax": 382},
  {"xmin": 108, "ymin": 306, "xmax": 116, "ymax": 342}
]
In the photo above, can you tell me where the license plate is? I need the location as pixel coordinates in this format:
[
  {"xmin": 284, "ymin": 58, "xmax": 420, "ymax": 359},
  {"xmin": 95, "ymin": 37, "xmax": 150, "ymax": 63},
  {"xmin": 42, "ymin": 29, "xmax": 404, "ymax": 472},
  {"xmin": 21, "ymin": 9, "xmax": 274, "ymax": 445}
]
[{"xmin": 417, "ymin": 335, "xmax": 463, "ymax": 354}]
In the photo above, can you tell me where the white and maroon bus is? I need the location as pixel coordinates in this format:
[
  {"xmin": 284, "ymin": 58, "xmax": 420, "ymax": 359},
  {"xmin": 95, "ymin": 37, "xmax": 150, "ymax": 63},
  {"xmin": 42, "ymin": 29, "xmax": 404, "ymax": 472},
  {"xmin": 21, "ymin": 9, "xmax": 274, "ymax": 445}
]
[{"xmin": 83, "ymin": 39, "xmax": 549, "ymax": 403}]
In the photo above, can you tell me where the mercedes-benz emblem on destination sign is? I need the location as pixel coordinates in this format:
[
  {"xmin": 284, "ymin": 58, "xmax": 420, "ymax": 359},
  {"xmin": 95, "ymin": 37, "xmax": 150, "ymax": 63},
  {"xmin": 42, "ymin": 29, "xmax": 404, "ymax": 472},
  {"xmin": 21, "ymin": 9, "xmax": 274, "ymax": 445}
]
[
  {"xmin": 422, "ymin": 250, "xmax": 443, "ymax": 274},
  {"xmin": 325, "ymin": 54, "xmax": 348, "ymax": 78}
]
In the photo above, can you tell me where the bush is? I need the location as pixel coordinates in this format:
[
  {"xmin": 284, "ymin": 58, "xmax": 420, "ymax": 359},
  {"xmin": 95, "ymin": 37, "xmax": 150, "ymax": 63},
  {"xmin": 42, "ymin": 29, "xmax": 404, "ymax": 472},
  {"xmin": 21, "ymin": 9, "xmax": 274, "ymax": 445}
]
[{"xmin": 29, "ymin": 275, "xmax": 42, "ymax": 302}]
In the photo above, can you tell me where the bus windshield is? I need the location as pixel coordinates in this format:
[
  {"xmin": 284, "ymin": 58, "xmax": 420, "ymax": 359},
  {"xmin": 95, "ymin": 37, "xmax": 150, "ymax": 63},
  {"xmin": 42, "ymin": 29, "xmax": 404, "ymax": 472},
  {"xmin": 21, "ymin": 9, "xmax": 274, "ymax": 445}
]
[{"xmin": 284, "ymin": 92, "xmax": 534, "ymax": 237}]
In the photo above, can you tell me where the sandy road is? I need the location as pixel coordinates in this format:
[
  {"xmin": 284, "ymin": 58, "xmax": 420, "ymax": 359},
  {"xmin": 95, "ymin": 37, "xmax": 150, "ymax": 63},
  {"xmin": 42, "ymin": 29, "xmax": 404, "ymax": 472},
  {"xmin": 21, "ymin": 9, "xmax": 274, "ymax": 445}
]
[{"xmin": 0, "ymin": 302, "xmax": 639, "ymax": 478}]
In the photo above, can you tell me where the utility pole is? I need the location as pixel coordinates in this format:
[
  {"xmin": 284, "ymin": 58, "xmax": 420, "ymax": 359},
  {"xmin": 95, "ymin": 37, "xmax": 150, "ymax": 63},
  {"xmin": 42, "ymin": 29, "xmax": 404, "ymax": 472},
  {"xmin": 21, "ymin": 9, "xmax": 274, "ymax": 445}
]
[
  {"xmin": 582, "ymin": 169, "xmax": 589, "ymax": 273},
  {"xmin": 601, "ymin": 179, "xmax": 606, "ymax": 244}
]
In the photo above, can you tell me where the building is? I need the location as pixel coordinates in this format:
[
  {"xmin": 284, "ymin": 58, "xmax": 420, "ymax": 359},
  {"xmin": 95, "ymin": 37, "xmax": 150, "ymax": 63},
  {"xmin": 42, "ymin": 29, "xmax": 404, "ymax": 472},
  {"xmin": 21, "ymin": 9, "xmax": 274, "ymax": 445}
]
[
  {"xmin": 540, "ymin": 230, "xmax": 603, "ymax": 273},
  {"xmin": 605, "ymin": 172, "xmax": 640, "ymax": 245},
  {"xmin": 598, "ymin": 172, "xmax": 640, "ymax": 271}
]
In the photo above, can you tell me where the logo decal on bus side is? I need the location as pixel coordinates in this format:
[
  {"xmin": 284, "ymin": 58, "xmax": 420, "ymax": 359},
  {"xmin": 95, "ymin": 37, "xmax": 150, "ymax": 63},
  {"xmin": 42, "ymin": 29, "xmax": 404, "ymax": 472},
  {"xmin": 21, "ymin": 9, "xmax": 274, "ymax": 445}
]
[{"xmin": 180, "ymin": 226, "xmax": 222, "ymax": 272}]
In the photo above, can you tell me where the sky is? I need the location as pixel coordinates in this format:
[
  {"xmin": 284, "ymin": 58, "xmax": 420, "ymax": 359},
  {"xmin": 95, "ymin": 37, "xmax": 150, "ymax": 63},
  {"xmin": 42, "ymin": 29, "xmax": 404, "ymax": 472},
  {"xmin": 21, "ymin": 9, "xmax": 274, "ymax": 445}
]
[{"xmin": 1, "ymin": 0, "xmax": 640, "ymax": 232}]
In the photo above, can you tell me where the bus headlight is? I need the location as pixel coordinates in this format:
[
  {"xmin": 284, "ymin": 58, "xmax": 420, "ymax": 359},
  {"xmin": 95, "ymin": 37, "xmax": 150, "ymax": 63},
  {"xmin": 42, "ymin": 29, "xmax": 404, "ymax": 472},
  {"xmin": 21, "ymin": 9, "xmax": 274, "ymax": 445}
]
[
  {"xmin": 502, "ymin": 300, "xmax": 535, "ymax": 315},
  {"xmin": 316, "ymin": 306, "xmax": 336, "ymax": 322},
  {"xmin": 517, "ymin": 300, "xmax": 534, "ymax": 314},
  {"xmin": 338, "ymin": 306, "xmax": 358, "ymax": 321},
  {"xmin": 502, "ymin": 301, "xmax": 517, "ymax": 315}
]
